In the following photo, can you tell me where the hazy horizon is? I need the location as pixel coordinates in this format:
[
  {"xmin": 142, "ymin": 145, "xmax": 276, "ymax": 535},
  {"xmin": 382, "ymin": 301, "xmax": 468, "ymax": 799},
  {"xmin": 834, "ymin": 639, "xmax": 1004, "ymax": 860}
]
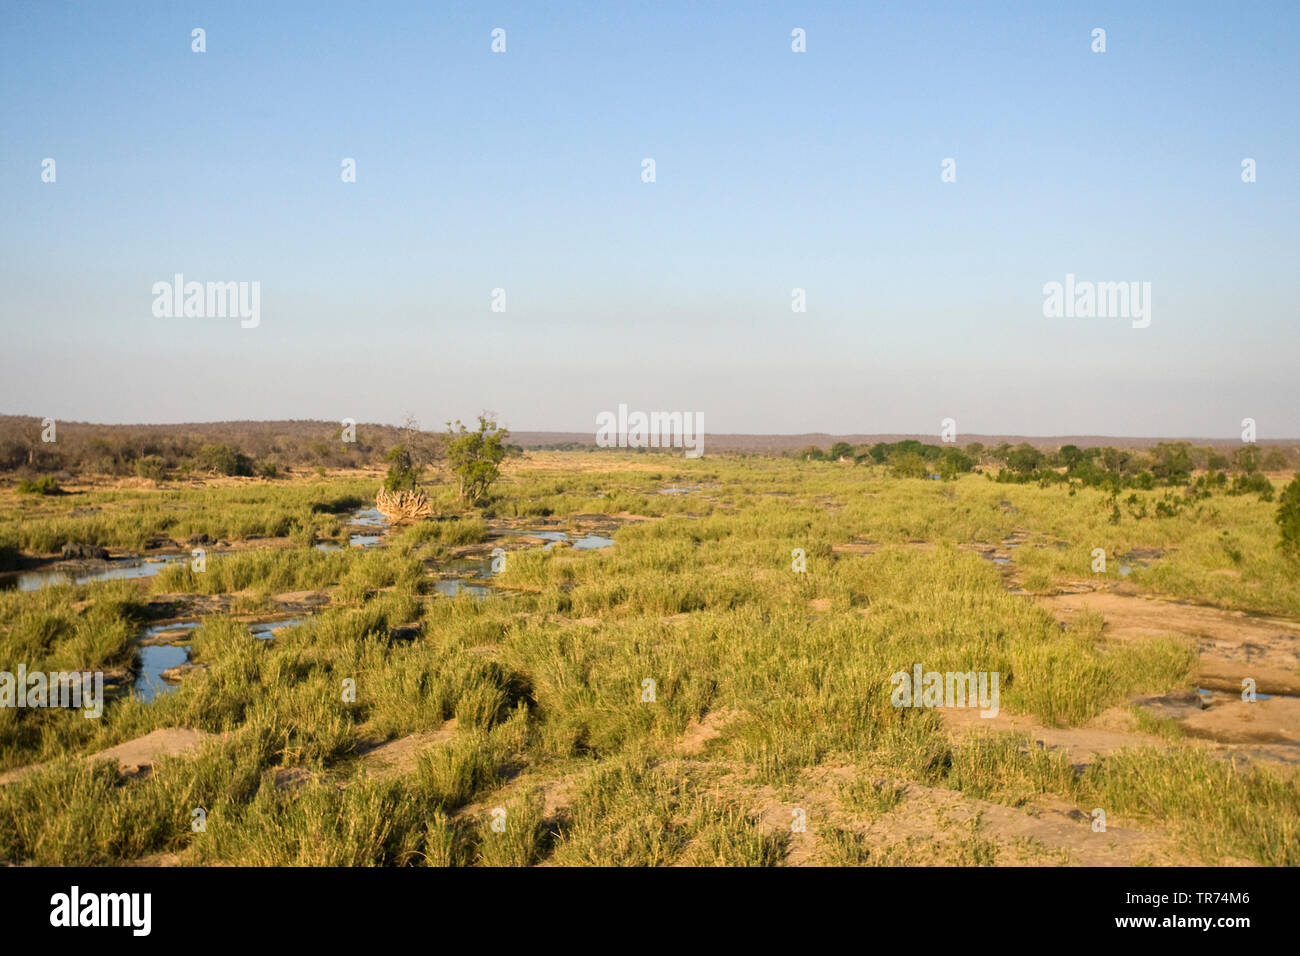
[
  {"xmin": 3, "ymin": 412, "xmax": 1297, "ymax": 446},
  {"xmin": 3, "ymin": 1, "xmax": 1297, "ymax": 438}
]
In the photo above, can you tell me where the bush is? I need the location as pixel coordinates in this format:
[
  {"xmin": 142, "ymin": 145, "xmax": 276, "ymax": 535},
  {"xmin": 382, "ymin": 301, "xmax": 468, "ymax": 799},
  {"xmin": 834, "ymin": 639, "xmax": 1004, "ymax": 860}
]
[
  {"xmin": 1232, "ymin": 445, "xmax": 1262, "ymax": 474},
  {"xmin": 889, "ymin": 451, "xmax": 929, "ymax": 479},
  {"xmin": 16, "ymin": 476, "xmax": 61, "ymax": 495},
  {"xmin": 1277, "ymin": 475, "xmax": 1300, "ymax": 561},
  {"xmin": 383, "ymin": 445, "xmax": 420, "ymax": 493},
  {"xmin": 1006, "ymin": 444, "xmax": 1045, "ymax": 475},
  {"xmin": 938, "ymin": 447, "xmax": 975, "ymax": 479},
  {"xmin": 134, "ymin": 455, "xmax": 167, "ymax": 481},
  {"xmin": 197, "ymin": 443, "xmax": 253, "ymax": 477},
  {"xmin": 1229, "ymin": 472, "xmax": 1274, "ymax": 501},
  {"xmin": 445, "ymin": 417, "xmax": 508, "ymax": 505}
]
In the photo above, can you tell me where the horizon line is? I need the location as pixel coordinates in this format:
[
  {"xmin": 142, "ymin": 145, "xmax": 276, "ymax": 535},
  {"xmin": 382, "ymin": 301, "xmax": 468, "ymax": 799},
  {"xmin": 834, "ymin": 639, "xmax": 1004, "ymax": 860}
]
[{"xmin": 2, "ymin": 415, "xmax": 1295, "ymax": 445}]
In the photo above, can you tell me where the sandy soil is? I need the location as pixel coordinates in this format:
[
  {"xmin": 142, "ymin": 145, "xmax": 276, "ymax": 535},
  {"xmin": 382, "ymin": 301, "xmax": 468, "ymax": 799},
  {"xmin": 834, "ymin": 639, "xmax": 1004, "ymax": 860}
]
[
  {"xmin": 1039, "ymin": 591, "xmax": 1300, "ymax": 695},
  {"xmin": 0, "ymin": 727, "xmax": 216, "ymax": 785}
]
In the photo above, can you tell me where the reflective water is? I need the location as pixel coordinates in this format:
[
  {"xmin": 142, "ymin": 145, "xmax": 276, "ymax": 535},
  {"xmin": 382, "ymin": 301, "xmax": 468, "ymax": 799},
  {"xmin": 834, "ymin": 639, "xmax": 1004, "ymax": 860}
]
[
  {"xmin": 2, "ymin": 554, "xmax": 189, "ymax": 592},
  {"xmin": 248, "ymin": 618, "xmax": 303, "ymax": 640}
]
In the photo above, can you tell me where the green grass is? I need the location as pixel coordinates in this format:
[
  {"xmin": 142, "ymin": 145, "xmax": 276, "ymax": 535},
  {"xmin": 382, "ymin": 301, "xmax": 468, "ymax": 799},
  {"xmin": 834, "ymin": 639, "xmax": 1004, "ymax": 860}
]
[{"xmin": 1, "ymin": 454, "xmax": 1297, "ymax": 866}]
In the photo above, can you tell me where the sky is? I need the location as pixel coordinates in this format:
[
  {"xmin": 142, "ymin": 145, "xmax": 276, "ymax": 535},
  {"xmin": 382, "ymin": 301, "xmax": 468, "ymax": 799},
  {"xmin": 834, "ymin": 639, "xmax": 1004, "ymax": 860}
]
[{"xmin": 1, "ymin": 1, "xmax": 1297, "ymax": 438}]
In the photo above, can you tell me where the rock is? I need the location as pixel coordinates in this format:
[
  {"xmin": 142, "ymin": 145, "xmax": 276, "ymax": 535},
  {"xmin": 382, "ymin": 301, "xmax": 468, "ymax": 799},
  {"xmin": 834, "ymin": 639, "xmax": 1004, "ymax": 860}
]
[
  {"xmin": 159, "ymin": 662, "xmax": 207, "ymax": 683},
  {"xmin": 140, "ymin": 628, "xmax": 196, "ymax": 647},
  {"xmin": 0, "ymin": 728, "xmax": 216, "ymax": 786},
  {"xmin": 388, "ymin": 624, "xmax": 422, "ymax": 642},
  {"xmin": 60, "ymin": 542, "xmax": 109, "ymax": 560},
  {"xmin": 273, "ymin": 767, "xmax": 315, "ymax": 791}
]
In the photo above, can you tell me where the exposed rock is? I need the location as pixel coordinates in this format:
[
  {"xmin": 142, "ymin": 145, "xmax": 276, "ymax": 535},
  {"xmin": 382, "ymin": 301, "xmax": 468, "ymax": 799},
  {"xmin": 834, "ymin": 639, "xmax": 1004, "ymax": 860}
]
[
  {"xmin": 159, "ymin": 662, "xmax": 207, "ymax": 683},
  {"xmin": 0, "ymin": 728, "xmax": 216, "ymax": 785},
  {"xmin": 140, "ymin": 628, "xmax": 196, "ymax": 646},
  {"xmin": 353, "ymin": 720, "xmax": 458, "ymax": 780},
  {"xmin": 388, "ymin": 623, "xmax": 422, "ymax": 642},
  {"xmin": 273, "ymin": 766, "xmax": 315, "ymax": 791}
]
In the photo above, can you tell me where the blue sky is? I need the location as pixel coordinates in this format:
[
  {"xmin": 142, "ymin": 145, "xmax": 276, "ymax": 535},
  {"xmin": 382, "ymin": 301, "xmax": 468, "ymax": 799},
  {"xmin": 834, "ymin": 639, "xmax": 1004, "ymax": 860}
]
[{"xmin": 2, "ymin": 1, "xmax": 1297, "ymax": 437}]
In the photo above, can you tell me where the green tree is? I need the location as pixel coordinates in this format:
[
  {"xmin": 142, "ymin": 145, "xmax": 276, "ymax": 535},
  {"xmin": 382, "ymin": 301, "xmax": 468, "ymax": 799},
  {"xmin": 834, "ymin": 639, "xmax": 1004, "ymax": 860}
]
[
  {"xmin": 938, "ymin": 446, "xmax": 974, "ymax": 479},
  {"xmin": 1006, "ymin": 443, "xmax": 1044, "ymax": 475},
  {"xmin": 889, "ymin": 451, "xmax": 929, "ymax": 479},
  {"xmin": 197, "ymin": 443, "xmax": 252, "ymax": 476},
  {"xmin": 383, "ymin": 415, "xmax": 440, "ymax": 492},
  {"xmin": 1277, "ymin": 475, "xmax": 1300, "ymax": 560},
  {"xmin": 383, "ymin": 444, "xmax": 420, "ymax": 492},
  {"xmin": 1056, "ymin": 444, "xmax": 1084, "ymax": 470},
  {"xmin": 1262, "ymin": 448, "xmax": 1289, "ymax": 471},
  {"xmin": 134, "ymin": 455, "xmax": 167, "ymax": 481},
  {"xmin": 445, "ymin": 416, "xmax": 508, "ymax": 505},
  {"xmin": 1150, "ymin": 441, "xmax": 1193, "ymax": 484},
  {"xmin": 1232, "ymin": 445, "xmax": 1262, "ymax": 474},
  {"xmin": 1100, "ymin": 447, "xmax": 1133, "ymax": 482}
]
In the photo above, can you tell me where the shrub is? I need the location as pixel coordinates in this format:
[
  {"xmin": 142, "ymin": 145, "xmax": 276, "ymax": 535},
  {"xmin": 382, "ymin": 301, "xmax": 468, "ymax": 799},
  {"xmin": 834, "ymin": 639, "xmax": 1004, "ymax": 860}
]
[
  {"xmin": 383, "ymin": 445, "xmax": 420, "ymax": 493},
  {"xmin": 197, "ymin": 443, "xmax": 253, "ymax": 477},
  {"xmin": 134, "ymin": 455, "xmax": 167, "ymax": 481},
  {"xmin": 1006, "ymin": 444, "xmax": 1045, "ymax": 475},
  {"xmin": 938, "ymin": 447, "xmax": 975, "ymax": 479},
  {"xmin": 1229, "ymin": 472, "xmax": 1274, "ymax": 501},
  {"xmin": 889, "ymin": 451, "xmax": 929, "ymax": 479},
  {"xmin": 16, "ymin": 476, "xmax": 61, "ymax": 495},
  {"xmin": 1277, "ymin": 475, "xmax": 1300, "ymax": 561},
  {"xmin": 445, "ymin": 417, "xmax": 508, "ymax": 505},
  {"xmin": 1231, "ymin": 445, "xmax": 1262, "ymax": 474}
]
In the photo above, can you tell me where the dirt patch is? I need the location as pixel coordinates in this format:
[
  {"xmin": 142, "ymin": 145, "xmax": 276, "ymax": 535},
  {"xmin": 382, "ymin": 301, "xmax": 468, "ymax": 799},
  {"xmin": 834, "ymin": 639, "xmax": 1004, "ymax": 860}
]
[
  {"xmin": 91, "ymin": 728, "xmax": 214, "ymax": 775},
  {"xmin": 832, "ymin": 540, "xmax": 877, "ymax": 556},
  {"xmin": 1038, "ymin": 591, "xmax": 1300, "ymax": 696},
  {"xmin": 676, "ymin": 708, "xmax": 744, "ymax": 756},
  {"xmin": 0, "ymin": 728, "xmax": 216, "ymax": 785},
  {"xmin": 353, "ymin": 720, "xmax": 458, "ymax": 779},
  {"xmin": 1179, "ymin": 695, "xmax": 1300, "ymax": 745},
  {"xmin": 940, "ymin": 708, "xmax": 1162, "ymax": 769},
  {"xmin": 270, "ymin": 589, "xmax": 331, "ymax": 610},
  {"xmin": 879, "ymin": 782, "xmax": 1201, "ymax": 866},
  {"xmin": 1034, "ymin": 591, "xmax": 1300, "ymax": 767},
  {"xmin": 703, "ymin": 760, "xmax": 1194, "ymax": 866}
]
